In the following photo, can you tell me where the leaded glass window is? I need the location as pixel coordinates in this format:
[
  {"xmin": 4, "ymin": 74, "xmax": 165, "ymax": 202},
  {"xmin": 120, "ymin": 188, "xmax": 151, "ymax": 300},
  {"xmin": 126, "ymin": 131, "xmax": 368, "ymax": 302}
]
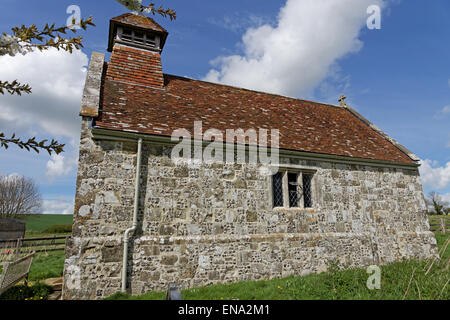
[
  {"xmin": 303, "ymin": 173, "xmax": 313, "ymax": 208},
  {"xmin": 272, "ymin": 172, "xmax": 283, "ymax": 208},
  {"xmin": 271, "ymin": 170, "xmax": 314, "ymax": 209},
  {"xmin": 288, "ymin": 173, "xmax": 299, "ymax": 207}
]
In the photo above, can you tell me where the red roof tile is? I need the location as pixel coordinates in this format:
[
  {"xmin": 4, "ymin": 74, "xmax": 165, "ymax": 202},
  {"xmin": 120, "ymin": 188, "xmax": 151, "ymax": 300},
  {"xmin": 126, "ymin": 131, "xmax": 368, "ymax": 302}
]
[
  {"xmin": 110, "ymin": 13, "xmax": 168, "ymax": 34},
  {"xmin": 95, "ymin": 73, "xmax": 414, "ymax": 164}
]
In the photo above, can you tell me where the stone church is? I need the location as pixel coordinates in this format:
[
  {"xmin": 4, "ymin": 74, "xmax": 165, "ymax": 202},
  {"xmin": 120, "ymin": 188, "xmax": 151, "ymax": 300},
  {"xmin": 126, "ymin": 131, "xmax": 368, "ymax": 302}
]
[{"xmin": 62, "ymin": 13, "xmax": 438, "ymax": 299}]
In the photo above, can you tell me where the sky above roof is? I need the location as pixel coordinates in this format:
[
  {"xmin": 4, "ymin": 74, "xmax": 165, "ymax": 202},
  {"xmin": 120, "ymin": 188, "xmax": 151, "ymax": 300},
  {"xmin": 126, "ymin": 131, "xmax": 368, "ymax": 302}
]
[{"xmin": 0, "ymin": 0, "xmax": 449, "ymax": 214}]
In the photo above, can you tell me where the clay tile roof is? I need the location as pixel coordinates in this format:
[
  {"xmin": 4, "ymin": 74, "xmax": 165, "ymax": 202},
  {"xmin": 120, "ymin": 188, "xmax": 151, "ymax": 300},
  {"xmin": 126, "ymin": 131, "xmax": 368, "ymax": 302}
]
[
  {"xmin": 95, "ymin": 74, "xmax": 415, "ymax": 164},
  {"xmin": 110, "ymin": 13, "xmax": 168, "ymax": 33}
]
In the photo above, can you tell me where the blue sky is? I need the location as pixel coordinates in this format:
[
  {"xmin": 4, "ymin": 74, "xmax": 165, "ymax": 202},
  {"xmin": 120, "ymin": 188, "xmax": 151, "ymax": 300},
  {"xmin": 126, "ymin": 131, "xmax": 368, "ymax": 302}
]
[{"xmin": 0, "ymin": 0, "xmax": 449, "ymax": 214}]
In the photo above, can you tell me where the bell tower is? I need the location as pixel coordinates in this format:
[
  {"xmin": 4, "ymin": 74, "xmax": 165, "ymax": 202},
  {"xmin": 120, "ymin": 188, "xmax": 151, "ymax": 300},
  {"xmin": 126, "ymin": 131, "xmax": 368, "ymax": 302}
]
[{"xmin": 106, "ymin": 13, "xmax": 168, "ymax": 88}]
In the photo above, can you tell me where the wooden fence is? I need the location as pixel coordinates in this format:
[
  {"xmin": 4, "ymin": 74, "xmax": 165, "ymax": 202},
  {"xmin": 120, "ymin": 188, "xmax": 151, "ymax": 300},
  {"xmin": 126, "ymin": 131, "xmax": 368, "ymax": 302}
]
[
  {"xmin": 428, "ymin": 216, "xmax": 450, "ymax": 233},
  {"xmin": 0, "ymin": 236, "xmax": 68, "ymax": 255}
]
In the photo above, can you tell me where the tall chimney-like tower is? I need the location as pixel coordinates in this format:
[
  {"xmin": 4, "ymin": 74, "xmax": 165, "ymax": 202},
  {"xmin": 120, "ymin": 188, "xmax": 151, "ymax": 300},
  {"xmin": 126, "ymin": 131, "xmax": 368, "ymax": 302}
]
[{"xmin": 106, "ymin": 13, "xmax": 168, "ymax": 88}]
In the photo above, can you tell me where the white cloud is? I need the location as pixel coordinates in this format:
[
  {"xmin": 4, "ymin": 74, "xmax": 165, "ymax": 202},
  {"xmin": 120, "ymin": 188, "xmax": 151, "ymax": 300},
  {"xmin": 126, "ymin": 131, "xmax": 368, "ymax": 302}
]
[
  {"xmin": 433, "ymin": 105, "xmax": 450, "ymax": 120},
  {"xmin": 419, "ymin": 159, "xmax": 450, "ymax": 190},
  {"xmin": 42, "ymin": 198, "xmax": 74, "ymax": 215},
  {"xmin": 204, "ymin": 0, "xmax": 384, "ymax": 97},
  {"xmin": 46, "ymin": 153, "xmax": 77, "ymax": 180},
  {"xmin": 442, "ymin": 193, "xmax": 450, "ymax": 204},
  {"xmin": 0, "ymin": 47, "xmax": 88, "ymax": 143},
  {"xmin": 441, "ymin": 106, "xmax": 450, "ymax": 114}
]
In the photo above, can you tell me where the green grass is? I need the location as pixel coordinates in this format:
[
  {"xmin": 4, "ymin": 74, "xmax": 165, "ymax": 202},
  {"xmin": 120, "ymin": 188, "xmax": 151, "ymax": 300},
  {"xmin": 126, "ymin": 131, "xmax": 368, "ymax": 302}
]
[
  {"xmin": 28, "ymin": 251, "xmax": 66, "ymax": 281},
  {"xmin": 434, "ymin": 232, "xmax": 449, "ymax": 259},
  {"xmin": 0, "ymin": 215, "xmax": 72, "ymax": 281},
  {"xmin": 107, "ymin": 232, "xmax": 449, "ymax": 300},
  {"xmin": 0, "ymin": 250, "xmax": 62, "ymax": 300},
  {"xmin": 1, "ymin": 251, "xmax": 67, "ymax": 282},
  {"xmin": 14, "ymin": 215, "xmax": 70, "ymax": 281},
  {"xmin": 15, "ymin": 214, "xmax": 73, "ymax": 235},
  {"xmin": 16, "ymin": 214, "xmax": 73, "ymax": 238}
]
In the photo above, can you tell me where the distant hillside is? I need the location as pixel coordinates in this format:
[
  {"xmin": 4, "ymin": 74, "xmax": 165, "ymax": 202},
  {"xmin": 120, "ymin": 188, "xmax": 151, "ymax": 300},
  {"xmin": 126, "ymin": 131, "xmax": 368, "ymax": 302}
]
[{"xmin": 18, "ymin": 214, "xmax": 73, "ymax": 233}]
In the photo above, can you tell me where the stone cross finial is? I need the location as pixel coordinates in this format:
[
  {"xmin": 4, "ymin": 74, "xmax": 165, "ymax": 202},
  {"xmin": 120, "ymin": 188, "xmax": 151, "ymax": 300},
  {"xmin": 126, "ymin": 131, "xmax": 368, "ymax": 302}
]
[{"xmin": 339, "ymin": 94, "xmax": 348, "ymax": 107}]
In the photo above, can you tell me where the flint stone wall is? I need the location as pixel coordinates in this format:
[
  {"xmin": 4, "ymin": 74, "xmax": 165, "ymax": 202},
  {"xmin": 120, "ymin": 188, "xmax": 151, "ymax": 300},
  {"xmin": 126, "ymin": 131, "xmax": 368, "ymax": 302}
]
[{"xmin": 62, "ymin": 118, "xmax": 438, "ymax": 300}]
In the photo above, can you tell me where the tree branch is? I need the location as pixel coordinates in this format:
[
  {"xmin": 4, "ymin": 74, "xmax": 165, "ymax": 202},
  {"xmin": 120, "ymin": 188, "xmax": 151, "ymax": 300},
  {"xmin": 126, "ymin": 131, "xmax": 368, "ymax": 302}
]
[
  {"xmin": 0, "ymin": 132, "xmax": 65, "ymax": 155},
  {"xmin": 0, "ymin": 80, "xmax": 32, "ymax": 95},
  {"xmin": 9, "ymin": 17, "xmax": 95, "ymax": 54},
  {"xmin": 0, "ymin": 18, "xmax": 95, "ymax": 155},
  {"xmin": 144, "ymin": 3, "xmax": 177, "ymax": 20}
]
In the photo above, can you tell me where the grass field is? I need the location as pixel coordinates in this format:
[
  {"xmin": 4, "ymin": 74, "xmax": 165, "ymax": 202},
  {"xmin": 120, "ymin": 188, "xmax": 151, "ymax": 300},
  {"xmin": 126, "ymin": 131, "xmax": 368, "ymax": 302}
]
[
  {"xmin": 17, "ymin": 214, "xmax": 73, "ymax": 237},
  {"xmin": 23, "ymin": 215, "xmax": 72, "ymax": 280},
  {"xmin": 3, "ymin": 214, "xmax": 73, "ymax": 281},
  {"xmin": 107, "ymin": 231, "xmax": 450, "ymax": 300},
  {"xmin": 28, "ymin": 251, "xmax": 67, "ymax": 281}
]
